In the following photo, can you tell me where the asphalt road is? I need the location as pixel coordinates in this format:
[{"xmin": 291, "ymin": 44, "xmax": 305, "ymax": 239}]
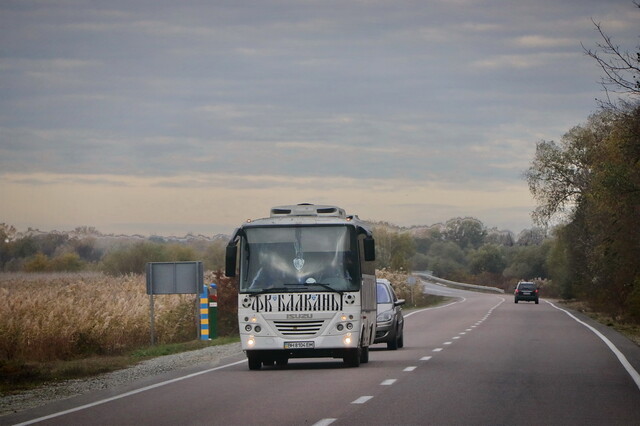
[{"xmin": 6, "ymin": 283, "xmax": 640, "ymax": 426}]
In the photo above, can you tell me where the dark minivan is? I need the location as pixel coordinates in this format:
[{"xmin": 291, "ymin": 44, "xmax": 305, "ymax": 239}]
[{"xmin": 514, "ymin": 281, "xmax": 539, "ymax": 304}]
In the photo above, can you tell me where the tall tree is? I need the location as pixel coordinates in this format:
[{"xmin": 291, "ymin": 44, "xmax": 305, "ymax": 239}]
[
  {"xmin": 443, "ymin": 217, "xmax": 486, "ymax": 249},
  {"xmin": 582, "ymin": 1, "xmax": 640, "ymax": 108},
  {"xmin": 526, "ymin": 107, "xmax": 640, "ymax": 316},
  {"xmin": 524, "ymin": 112, "xmax": 615, "ymax": 226}
]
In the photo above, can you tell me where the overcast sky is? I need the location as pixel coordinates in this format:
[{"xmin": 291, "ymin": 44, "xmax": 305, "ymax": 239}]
[{"xmin": 1, "ymin": 0, "xmax": 638, "ymax": 236}]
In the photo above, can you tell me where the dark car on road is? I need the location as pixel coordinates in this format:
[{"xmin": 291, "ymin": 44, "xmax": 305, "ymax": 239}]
[
  {"xmin": 514, "ymin": 281, "xmax": 539, "ymax": 304},
  {"xmin": 374, "ymin": 278, "xmax": 405, "ymax": 350}
]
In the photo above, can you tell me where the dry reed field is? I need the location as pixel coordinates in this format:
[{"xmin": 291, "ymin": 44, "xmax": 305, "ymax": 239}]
[
  {"xmin": 0, "ymin": 269, "xmax": 434, "ymax": 364},
  {"xmin": 0, "ymin": 272, "xmax": 198, "ymax": 362}
]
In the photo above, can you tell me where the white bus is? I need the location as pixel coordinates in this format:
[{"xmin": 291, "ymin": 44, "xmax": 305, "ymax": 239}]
[{"xmin": 225, "ymin": 204, "xmax": 377, "ymax": 369}]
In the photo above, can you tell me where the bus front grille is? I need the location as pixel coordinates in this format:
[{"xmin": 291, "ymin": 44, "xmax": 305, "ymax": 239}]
[{"xmin": 273, "ymin": 320, "xmax": 324, "ymax": 336}]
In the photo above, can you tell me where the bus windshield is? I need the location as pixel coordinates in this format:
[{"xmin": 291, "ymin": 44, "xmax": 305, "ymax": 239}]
[{"xmin": 239, "ymin": 225, "xmax": 360, "ymax": 293}]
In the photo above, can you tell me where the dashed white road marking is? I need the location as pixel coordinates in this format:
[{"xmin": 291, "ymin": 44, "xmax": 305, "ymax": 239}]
[
  {"xmin": 404, "ymin": 298, "xmax": 466, "ymax": 318},
  {"xmin": 352, "ymin": 396, "xmax": 374, "ymax": 404},
  {"xmin": 312, "ymin": 419, "xmax": 336, "ymax": 426},
  {"xmin": 313, "ymin": 297, "xmax": 507, "ymax": 426}
]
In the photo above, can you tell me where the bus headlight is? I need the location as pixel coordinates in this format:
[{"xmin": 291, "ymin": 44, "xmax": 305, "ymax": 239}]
[
  {"xmin": 343, "ymin": 333, "xmax": 352, "ymax": 345},
  {"xmin": 247, "ymin": 336, "xmax": 256, "ymax": 347},
  {"xmin": 245, "ymin": 324, "xmax": 252, "ymax": 332},
  {"xmin": 337, "ymin": 324, "xmax": 344, "ymax": 331},
  {"xmin": 346, "ymin": 322, "xmax": 353, "ymax": 330}
]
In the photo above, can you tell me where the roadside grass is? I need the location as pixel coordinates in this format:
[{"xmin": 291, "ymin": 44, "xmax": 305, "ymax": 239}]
[
  {"xmin": 403, "ymin": 292, "xmax": 450, "ymax": 310},
  {"xmin": 130, "ymin": 336, "xmax": 239, "ymax": 359},
  {"xmin": 559, "ymin": 300, "xmax": 640, "ymax": 347},
  {"xmin": 0, "ymin": 336, "xmax": 239, "ymax": 396}
]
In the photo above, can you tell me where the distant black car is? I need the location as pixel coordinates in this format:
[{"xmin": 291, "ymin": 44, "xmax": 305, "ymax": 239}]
[
  {"xmin": 514, "ymin": 281, "xmax": 539, "ymax": 304},
  {"xmin": 374, "ymin": 279, "xmax": 405, "ymax": 350}
]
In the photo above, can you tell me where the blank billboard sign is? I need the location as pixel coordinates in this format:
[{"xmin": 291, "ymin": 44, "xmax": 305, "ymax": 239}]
[{"xmin": 146, "ymin": 261, "xmax": 203, "ymax": 294}]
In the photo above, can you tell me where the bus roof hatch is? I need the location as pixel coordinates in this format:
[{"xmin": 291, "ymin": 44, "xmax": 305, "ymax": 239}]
[{"xmin": 270, "ymin": 203, "xmax": 347, "ymax": 218}]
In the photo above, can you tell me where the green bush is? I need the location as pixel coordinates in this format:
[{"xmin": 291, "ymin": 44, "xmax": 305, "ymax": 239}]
[
  {"xmin": 101, "ymin": 242, "xmax": 168, "ymax": 275},
  {"xmin": 51, "ymin": 253, "xmax": 84, "ymax": 272},
  {"xmin": 23, "ymin": 253, "xmax": 51, "ymax": 272}
]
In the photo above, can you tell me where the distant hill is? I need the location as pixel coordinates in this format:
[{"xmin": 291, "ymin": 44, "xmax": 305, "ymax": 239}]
[{"xmin": 2, "ymin": 224, "xmax": 230, "ymax": 244}]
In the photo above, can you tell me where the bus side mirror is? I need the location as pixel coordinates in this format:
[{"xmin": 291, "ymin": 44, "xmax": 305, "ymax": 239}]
[
  {"xmin": 364, "ymin": 237, "xmax": 375, "ymax": 262},
  {"xmin": 225, "ymin": 244, "xmax": 237, "ymax": 277}
]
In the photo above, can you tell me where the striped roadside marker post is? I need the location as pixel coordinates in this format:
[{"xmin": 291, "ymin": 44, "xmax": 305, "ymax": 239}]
[{"xmin": 200, "ymin": 287, "xmax": 209, "ymax": 340}]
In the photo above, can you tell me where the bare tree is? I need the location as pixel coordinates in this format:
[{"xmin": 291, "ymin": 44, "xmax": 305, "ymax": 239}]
[{"xmin": 582, "ymin": 1, "xmax": 640, "ymax": 108}]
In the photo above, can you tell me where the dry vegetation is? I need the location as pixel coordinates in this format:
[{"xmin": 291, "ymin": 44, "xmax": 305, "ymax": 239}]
[
  {"xmin": 0, "ymin": 272, "xmax": 199, "ymax": 363},
  {"xmin": 376, "ymin": 269, "xmax": 447, "ymax": 308}
]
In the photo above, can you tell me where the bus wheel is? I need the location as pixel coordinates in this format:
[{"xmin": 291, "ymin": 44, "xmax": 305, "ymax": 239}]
[
  {"xmin": 344, "ymin": 348, "xmax": 361, "ymax": 367},
  {"xmin": 360, "ymin": 346, "xmax": 369, "ymax": 363},
  {"xmin": 247, "ymin": 352, "xmax": 262, "ymax": 370}
]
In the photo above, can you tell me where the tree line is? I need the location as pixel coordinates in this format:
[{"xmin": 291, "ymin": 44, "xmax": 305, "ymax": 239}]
[
  {"xmin": 0, "ymin": 225, "xmax": 227, "ymax": 275},
  {"xmin": 524, "ymin": 106, "xmax": 639, "ymax": 321},
  {"xmin": 372, "ymin": 220, "xmax": 550, "ymax": 292},
  {"xmin": 525, "ymin": 4, "xmax": 639, "ymax": 323},
  {"xmin": 0, "ymin": 220, "xmax": 549, "ymax": 289}
]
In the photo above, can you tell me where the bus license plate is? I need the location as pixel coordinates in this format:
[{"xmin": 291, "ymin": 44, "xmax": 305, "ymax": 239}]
[{"xmin": 284, "ymin": 341, "xmax": 314, "ymax": 349}]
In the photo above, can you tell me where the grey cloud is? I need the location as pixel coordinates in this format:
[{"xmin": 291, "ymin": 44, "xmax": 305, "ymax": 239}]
[{"xmin": 0, "ymin": 0, "xmax": 635, "ymax": 186}]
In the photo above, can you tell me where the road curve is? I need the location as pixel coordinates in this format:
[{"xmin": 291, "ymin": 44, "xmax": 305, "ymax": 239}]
[{"xmin": 4, "ymin": 283, "xmax": 640, "ymax": 426}]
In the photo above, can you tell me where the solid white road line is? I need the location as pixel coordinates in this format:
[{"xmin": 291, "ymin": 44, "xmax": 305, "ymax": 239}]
[
  {"xmin": 14, "ymin": 359, "xmax": 247, "ymax": 426},
  {"xmin": 546, "ymin": 300, "xmax": 640, "ymax": 392}
]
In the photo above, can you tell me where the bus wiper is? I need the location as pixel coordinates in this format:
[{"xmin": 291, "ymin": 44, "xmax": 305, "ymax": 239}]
[
  {"xmin": 286, "ymin": 282, "xmax": 343, "ymax": 295},
  {"xmin": 313, "ymin": 283, "xmax": 344, "ymax": 294}
]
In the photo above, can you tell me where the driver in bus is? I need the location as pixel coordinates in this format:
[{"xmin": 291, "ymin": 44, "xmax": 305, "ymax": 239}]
[{"xmin": 249, "ymin": 250, "xmax": 279, "ymax": 289}]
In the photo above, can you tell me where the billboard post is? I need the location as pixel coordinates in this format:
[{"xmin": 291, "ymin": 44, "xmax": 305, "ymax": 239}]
[{"xmin": 146, "ymin": 261, "xmax": 204, "ymax": 345}]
